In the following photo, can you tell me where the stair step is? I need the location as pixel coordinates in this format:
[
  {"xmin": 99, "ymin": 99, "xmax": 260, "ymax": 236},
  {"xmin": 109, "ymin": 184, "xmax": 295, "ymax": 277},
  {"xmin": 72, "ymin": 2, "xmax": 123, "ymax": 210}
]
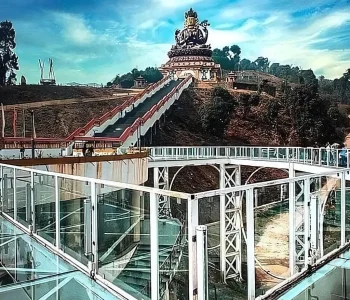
[
  {"xmin": 122, "ymin": 270, "xmax": 151, "ymax": 280},
  {"xmin": 118, "ymin": 274, "xmax": 149, "ymax": 287}
]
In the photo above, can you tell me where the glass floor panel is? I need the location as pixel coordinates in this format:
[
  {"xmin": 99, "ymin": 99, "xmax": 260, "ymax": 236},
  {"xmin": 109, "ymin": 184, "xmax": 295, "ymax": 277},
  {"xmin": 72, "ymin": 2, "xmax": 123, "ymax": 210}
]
[
  {"xmin": 0, "ymin": 216, "xmax": 120, "ymax": 300},
  {"xmin": 280, "ymin": 249, "xmax": 350, "ymax": 299}
]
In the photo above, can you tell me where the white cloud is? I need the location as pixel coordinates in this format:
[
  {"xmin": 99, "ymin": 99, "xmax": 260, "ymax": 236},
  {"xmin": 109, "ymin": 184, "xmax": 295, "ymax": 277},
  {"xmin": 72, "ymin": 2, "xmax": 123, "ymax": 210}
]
[
  {"xmin": 52, "ymin": 12, "xmax": 96, "ymax": 45},
  {"xmin": 208, "ymin": 8, "xmax": 350, "ymax": 78}
]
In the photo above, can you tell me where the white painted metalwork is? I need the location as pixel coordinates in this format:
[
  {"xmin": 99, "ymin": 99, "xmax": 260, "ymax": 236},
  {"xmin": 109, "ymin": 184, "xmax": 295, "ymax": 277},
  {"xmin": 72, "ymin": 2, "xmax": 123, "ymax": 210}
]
[
  {"xmin": 150, "ymin": 192, "xmax": 159, "ymax": 300},
  {"xmin": 219, "ymin": 164, "xmax": 242, "ymax": 282},
  {"xmin": 153, "ymin": 167, "xmax": 171, "ymax": 217},
  {"xmin": 0, "ymin": 147, "xmax": 349, "ymax": 300},
  {"xmin": 246, "ymin": 188, "xmax": 255, "ymax": 300},
  {"xmin": 196, "ymin": 225, "xmax": 209, "ymax": 300},
  {"xmin": 149, "ymin": 146, "xmax": 350, "ymax": 172}
]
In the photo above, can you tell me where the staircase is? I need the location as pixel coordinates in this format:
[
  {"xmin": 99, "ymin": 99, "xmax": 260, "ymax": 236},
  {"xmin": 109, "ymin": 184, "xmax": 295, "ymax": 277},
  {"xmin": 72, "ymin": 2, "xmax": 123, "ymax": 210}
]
[
  {"xmin": 113, "ymin": 218, "xmax": 184, "ymax": 299},
  {"xmin": 96, "ymin": 80, "xmax": 181, "ymax": 138}
]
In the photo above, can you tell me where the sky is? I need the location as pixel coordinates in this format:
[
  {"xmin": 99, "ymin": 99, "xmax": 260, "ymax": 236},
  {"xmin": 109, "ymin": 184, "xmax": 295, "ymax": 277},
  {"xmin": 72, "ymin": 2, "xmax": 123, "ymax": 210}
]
[{"xmin": 0, "ymin": 0, "xmax": 349, "ymax": 84}]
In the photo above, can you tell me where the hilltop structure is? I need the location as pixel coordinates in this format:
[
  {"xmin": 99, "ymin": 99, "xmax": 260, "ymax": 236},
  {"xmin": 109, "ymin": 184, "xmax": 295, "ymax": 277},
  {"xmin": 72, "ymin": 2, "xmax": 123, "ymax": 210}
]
[{"xmin": 159, "ymin": 8, "xmax": 221, "ymax": 82}]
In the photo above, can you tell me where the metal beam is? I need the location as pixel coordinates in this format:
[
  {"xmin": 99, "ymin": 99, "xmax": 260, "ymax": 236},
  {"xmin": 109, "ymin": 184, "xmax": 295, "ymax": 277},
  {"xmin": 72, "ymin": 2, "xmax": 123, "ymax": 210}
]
[
  {"xmin": 100, "ymin": 217, "xmax": 141, "ymax": 262},
  {"xmin": 37, "ymin": 276, "xmax": 73, "ymax": 300}
]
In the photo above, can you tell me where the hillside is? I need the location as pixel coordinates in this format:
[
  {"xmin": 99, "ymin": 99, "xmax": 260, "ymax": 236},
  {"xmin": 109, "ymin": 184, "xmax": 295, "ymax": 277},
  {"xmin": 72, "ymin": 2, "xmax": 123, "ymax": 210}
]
[
  {"xmin": 0, "ymin": 85, "xmax": 138, "ymax": 139},
  {"xmin": 147, "ymin": 87, "xmax": 289, "ymax": 195},
  {"xmin": 156, "ymin": 87, "xmax": 287, "ymax": 146},
  {"xmin": 0, "ymin": 84, "xmax": 135, "ymax": 105}
]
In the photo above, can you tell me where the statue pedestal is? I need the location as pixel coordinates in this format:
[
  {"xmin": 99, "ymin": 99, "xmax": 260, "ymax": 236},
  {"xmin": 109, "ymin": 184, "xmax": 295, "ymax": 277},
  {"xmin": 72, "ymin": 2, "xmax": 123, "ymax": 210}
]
[{"xmin": 159, "ymin": 54, "xmax": 221, "ymax": 82}]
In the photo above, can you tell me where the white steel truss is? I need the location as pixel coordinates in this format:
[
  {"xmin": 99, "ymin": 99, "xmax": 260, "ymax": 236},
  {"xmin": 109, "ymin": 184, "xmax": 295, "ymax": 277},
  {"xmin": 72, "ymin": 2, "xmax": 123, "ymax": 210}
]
[
  {"xmin": 153, "ymin": 167, "xmax": 172, "ymax": 218},
  {"xmin": 220, "ymin": 164, "xmax": 242, "ymax": 282}
]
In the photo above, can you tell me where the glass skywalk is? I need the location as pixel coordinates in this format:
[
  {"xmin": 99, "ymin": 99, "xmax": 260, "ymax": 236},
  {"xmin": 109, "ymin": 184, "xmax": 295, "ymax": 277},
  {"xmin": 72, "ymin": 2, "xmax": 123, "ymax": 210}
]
[
  {"xmin": 0, "ymin": 216, "xmax": 119, "ymax": 300},
  {"xmin": 280, "ymin": 248, "xmax": 350, "ymax": 299}
]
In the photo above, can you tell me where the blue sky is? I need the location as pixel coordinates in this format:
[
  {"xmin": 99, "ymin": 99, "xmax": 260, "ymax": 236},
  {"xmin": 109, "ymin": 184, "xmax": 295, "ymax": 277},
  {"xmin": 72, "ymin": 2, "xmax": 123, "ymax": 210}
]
[{"xmin": 0, "ymin": 0, "xmax": 349, "ymax": 84}]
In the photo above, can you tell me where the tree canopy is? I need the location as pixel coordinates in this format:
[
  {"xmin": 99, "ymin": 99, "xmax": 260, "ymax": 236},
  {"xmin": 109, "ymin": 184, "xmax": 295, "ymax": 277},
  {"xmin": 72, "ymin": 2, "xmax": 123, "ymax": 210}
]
[
  {"xmin": 0, "ymin": 20, "xmax": 19, "ymax": 86},
  {"xmin": 278, "ymin": 84, "xmax": 346, "ymax": 146},
  {"xmin": 108, "ymin": 67, "xmax": 163, "ymax": 88},
  {"xmin": 200, "ymin": 87, "xmax": 237, "ymax": 137}
]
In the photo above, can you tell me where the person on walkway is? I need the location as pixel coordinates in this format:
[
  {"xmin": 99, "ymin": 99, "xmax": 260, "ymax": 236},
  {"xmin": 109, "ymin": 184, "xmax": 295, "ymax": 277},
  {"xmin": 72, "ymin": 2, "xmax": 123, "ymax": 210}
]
[
  {"xmin": 326, "ymin": 142, "xmax": 331, "ymax": 165},
  {"xmin": 313, "ymin": 143, "xmax": 319, "ymax": 163}
]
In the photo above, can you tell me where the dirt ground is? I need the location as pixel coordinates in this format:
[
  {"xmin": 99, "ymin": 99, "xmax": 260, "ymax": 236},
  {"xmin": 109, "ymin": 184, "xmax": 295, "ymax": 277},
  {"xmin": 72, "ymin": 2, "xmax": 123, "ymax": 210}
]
[{"xmin": 0, "ymin": 84, "xmax": 136, "ymax": 105}]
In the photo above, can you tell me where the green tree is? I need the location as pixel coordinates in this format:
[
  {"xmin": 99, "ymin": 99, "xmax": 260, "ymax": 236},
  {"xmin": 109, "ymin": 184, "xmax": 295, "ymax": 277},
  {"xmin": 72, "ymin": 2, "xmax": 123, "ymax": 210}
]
[
  {"xmin": 239, "ymin": 58, "xmax": 251, "ymax": 70},
  {"xmin": 200, "ymin": 87, "xmax": 237, "ymax": 137},
  {"xmin": 212, "ymin": 45, "xmax": 241, "ymax": 71},
  {"xmin": 110, "ymin": 67, "xmax": 163, "ymax": 88},
  {"xmin": 0, "ymin": 20, "xmax": 19, "ymax": 86},
  {"xmin": 284, "ymin": 84, "xmax": 346, "ymax": 145},
  {"xmin": 255, "ymin": 57, "xmax": 269, "ymax": 72}
]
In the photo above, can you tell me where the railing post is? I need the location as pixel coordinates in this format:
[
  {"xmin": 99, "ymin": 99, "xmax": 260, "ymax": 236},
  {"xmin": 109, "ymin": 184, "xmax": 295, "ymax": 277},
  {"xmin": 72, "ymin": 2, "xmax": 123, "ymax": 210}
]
[
  {"xmin": 30, "ymin": 171, "xmax": 35, "ymax": 233},
  {"xmin": 304, "ymin": 177, "xmax": 310, "ymax": 268},
  {"xmin": 341, "ymin": 171, "xmax": 346, "ymax": 245},
  {"xmin": 91, "ymin": 182, "xmax": 98, "ymax": 276},
  {"xmin": 219, "ymin": 164, "xmax": 225, "ymax": 281},
  {"xmin": 150, "ymin": 192, "xmax": 159, "ymax": 300},
  {"xmin": 13, "ymin": 169, "xmax": 17, "ymax": 221},
  {"xmin": 246, "ymin": 188, "xmax": 255, "ymax": 300},
  {"xmin": 55, "ymin": 175, "xmax": 61, "ymax": 249},
  {"xmin": 289, "ymin": 163, "xmax": 296, "ymax": 275},
  {"xmin": 188, "ymin": 195, "xmax": 198, "ymax": 300},
  {"xmin": 196, "ymin": 225, "xmax": 209, "ymax": 300},
  {"xmin": 0, "ymin": 166, "xmax": 3, "ymax": 213}
]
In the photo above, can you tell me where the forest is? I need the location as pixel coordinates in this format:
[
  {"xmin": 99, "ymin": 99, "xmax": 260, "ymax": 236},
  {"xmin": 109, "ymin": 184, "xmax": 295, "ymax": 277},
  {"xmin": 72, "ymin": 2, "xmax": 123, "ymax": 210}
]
[{"xmin": 212, "ymin": 44, "xmax": 350, "ymax": 104}]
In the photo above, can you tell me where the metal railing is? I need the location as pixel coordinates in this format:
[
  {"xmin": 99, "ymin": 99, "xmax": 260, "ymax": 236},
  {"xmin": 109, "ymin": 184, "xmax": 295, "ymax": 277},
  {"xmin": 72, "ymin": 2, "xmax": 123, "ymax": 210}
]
[
  {"xmin": 148, "ymin": 146, "xmax": 350, "ymax": 169},
  {"xmin": 0, "ymin": 161, "xmax": 190, "ymax": 300}
]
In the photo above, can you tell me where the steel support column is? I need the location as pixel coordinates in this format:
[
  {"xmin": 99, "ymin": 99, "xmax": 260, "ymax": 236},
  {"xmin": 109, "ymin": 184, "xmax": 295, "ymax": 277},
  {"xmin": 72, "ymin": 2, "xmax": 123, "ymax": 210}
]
[
  {"xmin": 153, "ymin": 167, "xmax": 171, "ymax": 217},
  {"xmin": 219, "ymin": 164, "xmax": 242, "ymax": 282}
]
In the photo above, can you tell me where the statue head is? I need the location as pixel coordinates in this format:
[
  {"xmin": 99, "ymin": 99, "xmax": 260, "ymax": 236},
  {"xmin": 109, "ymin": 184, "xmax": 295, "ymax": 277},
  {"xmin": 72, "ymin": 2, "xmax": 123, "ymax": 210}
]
[{"xmin": 185, "ymin": 8, "xmax": 198, "ymax": 28}]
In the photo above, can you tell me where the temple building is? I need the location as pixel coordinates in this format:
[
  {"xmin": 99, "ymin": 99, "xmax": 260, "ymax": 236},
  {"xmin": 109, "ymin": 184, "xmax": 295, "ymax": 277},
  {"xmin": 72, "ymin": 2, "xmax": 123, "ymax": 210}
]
[
  {"xmin": 158, "ymin": 8, "xmax": 221, "ymax": 82},
  {"xmin": 134, "ymin": 76, "xmax": 147, "ymax": 88}
]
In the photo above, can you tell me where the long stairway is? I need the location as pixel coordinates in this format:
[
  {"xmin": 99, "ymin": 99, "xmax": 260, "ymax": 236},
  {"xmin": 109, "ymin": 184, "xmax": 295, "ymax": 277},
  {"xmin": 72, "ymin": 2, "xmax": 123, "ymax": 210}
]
[{"xmin": 96, "ymin": 80, "xmax": 181, "ymax": 138}]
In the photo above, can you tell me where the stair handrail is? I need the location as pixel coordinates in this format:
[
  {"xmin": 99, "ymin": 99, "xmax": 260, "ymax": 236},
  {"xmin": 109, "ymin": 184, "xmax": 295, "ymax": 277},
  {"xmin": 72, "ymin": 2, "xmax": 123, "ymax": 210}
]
[
  {"xmin": 66, "ymin": 75, "xmax": 171, "ymax": 141},
  {"xmin": 158, "ymin": 207, "xmax": 187, "ymax": 298}
]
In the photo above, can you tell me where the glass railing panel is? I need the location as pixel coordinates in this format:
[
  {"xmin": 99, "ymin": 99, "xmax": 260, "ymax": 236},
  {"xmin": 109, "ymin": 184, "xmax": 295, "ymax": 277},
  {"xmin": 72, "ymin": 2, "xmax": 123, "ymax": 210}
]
[
  {"xmin": 278, "ymin": 148, "xmax": 287, "ymax": 159},
  {"xmin": 159, "ymin": 196, "xmax": 188, "ymax": 300},
  {"xmin": 16, "ymin": 169, "xmax": 32, "ymax": 227},
  {"xmin": 0, "ymin": 215, "xmax": 119, "ymax": 300},
  {"xmin": 320, "ymin": 175, "xmax": 341, "ymax": 257},
  {"xmin": 254, "ymin": 183, "xmax": 289, "ymax": 296},
  {"xmin": 198, "ymin": 195, "xmax": 221, "ymax": 297},
  {"xmin": 58, "ymin": 176, "xmax": 91, "ymax": 267},
  {"xmin": 34, "ymin": 173, "xmax": 56, "ymax": 245},
  {"xmin": 96, "ymin": 185, "xmax": 151, "ymax": 300},
  {"xmin": 2, "ymin": 166, "xmax": 14, "ymax": 218},
  {"xmin": 346, "ymin": 187, "xmax": 350, "ymax": 243}
]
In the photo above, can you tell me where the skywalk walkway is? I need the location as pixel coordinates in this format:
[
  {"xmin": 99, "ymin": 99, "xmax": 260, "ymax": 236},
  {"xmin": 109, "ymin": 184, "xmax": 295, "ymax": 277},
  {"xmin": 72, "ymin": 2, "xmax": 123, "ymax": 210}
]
[{"xmin": 0, "ymin": 145, "xmax": 350, "ymax": 300}]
